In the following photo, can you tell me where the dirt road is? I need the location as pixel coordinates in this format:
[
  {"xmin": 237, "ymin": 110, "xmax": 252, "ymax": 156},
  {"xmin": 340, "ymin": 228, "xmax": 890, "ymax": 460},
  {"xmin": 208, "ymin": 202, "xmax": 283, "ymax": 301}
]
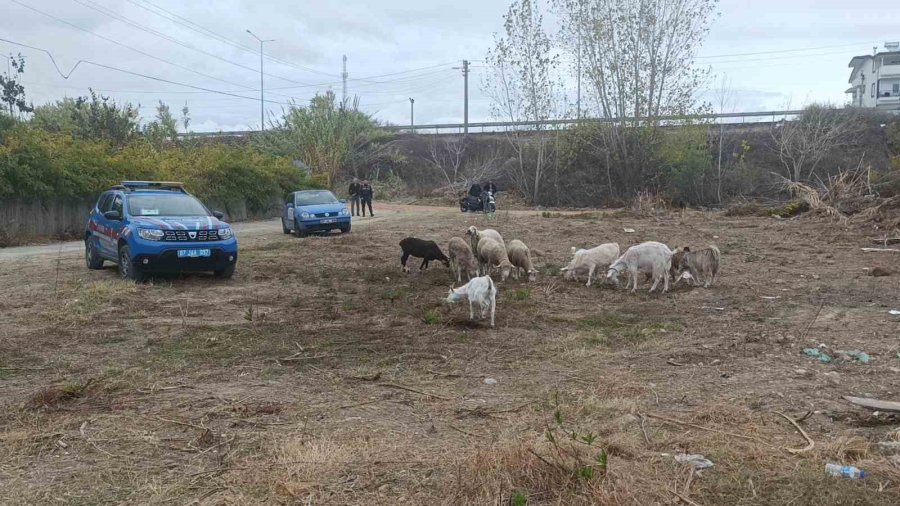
[{"xmin": 0, "ymin": 203, "xmax": 446, "ymax": 262}]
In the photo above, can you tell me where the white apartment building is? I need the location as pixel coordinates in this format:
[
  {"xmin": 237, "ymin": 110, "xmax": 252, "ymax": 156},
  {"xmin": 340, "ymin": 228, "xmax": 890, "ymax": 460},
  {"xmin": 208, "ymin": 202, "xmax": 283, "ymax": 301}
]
[{"xmin": 847, "ymin": 42, "xmax": 900, "ymax": 109}]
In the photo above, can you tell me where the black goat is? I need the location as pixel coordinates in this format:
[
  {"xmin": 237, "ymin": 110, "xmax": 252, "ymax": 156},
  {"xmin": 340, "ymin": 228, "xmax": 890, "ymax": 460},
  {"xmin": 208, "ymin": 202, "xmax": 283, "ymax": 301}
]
[{"xmin": 399, "ymin": 237, "xmax": 450, "ymax": 272}]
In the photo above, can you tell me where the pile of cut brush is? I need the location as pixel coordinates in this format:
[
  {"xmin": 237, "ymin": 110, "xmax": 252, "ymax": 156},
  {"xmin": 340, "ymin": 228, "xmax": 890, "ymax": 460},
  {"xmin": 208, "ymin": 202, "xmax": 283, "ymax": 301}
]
[{"xmin": 779, "ymin": 167, "xmax": 900, "ymax": 230}]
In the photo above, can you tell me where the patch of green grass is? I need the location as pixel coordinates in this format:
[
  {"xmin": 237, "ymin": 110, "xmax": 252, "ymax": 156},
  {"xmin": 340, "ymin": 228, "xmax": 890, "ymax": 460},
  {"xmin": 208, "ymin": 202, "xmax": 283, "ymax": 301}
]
[
  {"xmin": 146, "ymin": 325, "xmax": 292, "ymax": 367},
  {"xmin": 508, "ymin": 287, "xmax": 532, "ymax": 302},
  {"xmin": 423, "ymin": 309, "xmax": 442, "ymax": 325},
  {"xmin": 574, "ymin": 313, "xmax": 682, "ymax": 347}
]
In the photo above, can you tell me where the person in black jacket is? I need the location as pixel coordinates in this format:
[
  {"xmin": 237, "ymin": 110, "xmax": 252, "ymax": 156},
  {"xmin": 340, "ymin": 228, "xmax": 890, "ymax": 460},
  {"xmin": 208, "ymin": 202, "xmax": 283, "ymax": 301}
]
[
  {"xmin": 482, "ymin": 180, "xmax": 498, "ymax": 195},
  {"xmin": 348, "ymin": 178, "xmax": 361, "ymax": 216},
  {"xmin": 468, "ymin": 183, "xmax": 482, "ymax": 198},
  {"xmin": 359, "ymin": 181, "xmax": 374, "ymax": 217}
]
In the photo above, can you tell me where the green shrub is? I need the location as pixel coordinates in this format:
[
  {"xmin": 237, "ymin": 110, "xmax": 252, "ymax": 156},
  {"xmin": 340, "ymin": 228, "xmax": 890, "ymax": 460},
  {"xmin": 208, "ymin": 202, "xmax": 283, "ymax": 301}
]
[{"xmin": 0, "ymin": 125, "xmax": 311, "ymax": 209}]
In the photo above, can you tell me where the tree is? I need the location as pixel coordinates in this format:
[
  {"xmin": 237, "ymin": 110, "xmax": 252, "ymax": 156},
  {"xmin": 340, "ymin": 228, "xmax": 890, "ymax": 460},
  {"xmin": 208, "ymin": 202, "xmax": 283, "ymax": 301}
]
[
  {"xmin": 484, "ymin": 0, "xmax": 563, "ymax": 203},
  {"xmin": 713, "ymin": 74, "xmax": 737, "ymax": 203},
  {"xmin": 143, "ymin": 101, "xmax": 179, "ymax": 147},
  {"xmin": 256, "ymin": 92, "xmax": 383, "ymax": 186},
  {"xmin": 771, "ymin": 105, "xmax": 865, "ymax": 183},
  {"xmin": 1, "ymin": 54, "xmax": 33, "ymax": 119},
  {"xmin": 32, "ymin": 91, "xmax": 140, "ymax": 147},
  {"xmin": 554, "ymin": 0, "xmax": 718, "ymax": 198}
]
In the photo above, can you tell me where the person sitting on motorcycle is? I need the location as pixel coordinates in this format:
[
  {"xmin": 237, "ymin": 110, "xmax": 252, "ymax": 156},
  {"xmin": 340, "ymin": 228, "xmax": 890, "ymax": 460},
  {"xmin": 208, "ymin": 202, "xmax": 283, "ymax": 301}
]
[
  {"xmin": 468, "ymin": 183, "xmax": 483, "ymax": 198},
  {"xmin": 482, "ymin": 180, "xmax": 498, "ymax": 195}
]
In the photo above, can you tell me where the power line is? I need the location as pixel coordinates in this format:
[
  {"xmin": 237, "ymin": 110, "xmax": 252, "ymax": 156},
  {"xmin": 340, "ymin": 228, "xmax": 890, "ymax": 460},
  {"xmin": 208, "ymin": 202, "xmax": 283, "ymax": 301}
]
[
  {"xmin": 124, "ymin": 0, "xmax": 352, "ymax": 81},
  {"xmin": 70, "ymin": 0, "xmax": 314, "ymax": 90},
  {"xmin": 695, "ymin": 41, "xmax": 879, "ymax": 60},
  {"xmin": 0, "ymin": 37, "xmax": 292, "ymax": 106},
  {"xmin": 10, "ymin": 0, "xmax": 257, "ymax": 92}
]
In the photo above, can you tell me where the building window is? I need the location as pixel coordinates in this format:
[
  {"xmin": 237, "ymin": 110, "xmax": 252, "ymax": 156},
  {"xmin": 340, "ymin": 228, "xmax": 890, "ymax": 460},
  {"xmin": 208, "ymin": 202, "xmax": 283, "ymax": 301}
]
[
  {"xmin": 894, "ymin": 83, "xmax": 900, "ymax": 95},
  {"xmin": 872, "ymin": 83, "xmax": 876, "ymax": 97}
]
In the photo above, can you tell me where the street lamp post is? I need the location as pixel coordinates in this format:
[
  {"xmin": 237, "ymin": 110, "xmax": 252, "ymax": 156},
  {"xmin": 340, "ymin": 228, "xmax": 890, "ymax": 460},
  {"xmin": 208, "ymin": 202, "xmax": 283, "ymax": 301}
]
[
  {"xmin": 409, "ymin": 97, "xmax": 415, "ymax": 133},
  {"xmin": 246, "ymin": 29, "xmax": 274, "ymax": 132}
]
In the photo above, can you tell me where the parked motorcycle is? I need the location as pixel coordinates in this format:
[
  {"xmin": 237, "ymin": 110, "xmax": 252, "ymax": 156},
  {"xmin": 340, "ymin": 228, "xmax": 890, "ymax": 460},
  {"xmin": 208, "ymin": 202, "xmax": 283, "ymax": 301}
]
[{"xmin": 460, "ymin": 190, "xmax": 496, "ymax": 213}]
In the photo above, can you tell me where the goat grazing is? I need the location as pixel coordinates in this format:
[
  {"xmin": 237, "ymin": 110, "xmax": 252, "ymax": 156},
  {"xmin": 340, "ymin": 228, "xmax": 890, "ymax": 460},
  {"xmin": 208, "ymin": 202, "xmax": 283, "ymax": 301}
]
[
  {"xmin": 445, "ymin": 275, "xmax": 497, "ymax": 327},
  {"xmin": 399, "ymin": 237, "xmax": 450, "ymax": 273},
  {"xmin": 466, "ymin": 226, "xmax": 505, "ymax": 253},
  {"xmin": 671, "ymin": 245, "xmax": 720, "ymax": 287},
  {"xmin": 606, "ymin": 241, "xmax": 674, "ymax": 293},
  {"xmin": 476, "ymin": 237, "xmax": 513, "ymax": 281},
  {"xmin": 507, "ymin": 239, "xmax": 538, "ymax": 281},
  {"xmin": 561, "ymin": 243, "xmax": 620, "ymax": 287},
  {"xmin": 447, "ymin": 236, "xmax": 479, "ymax": 283}
]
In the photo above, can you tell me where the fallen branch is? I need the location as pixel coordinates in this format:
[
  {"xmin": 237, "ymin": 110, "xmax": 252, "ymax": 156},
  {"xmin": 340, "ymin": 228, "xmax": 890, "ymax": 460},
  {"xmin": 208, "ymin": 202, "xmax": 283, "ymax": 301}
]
[
  {"xmin": 871, "ymin": 237, "xmax": 900, "ymax": 245},
  {"xmin": 667, "ymin": 359, "xmax": 685, "ymax": 367},
  {"xmin": 639, "ymin": 414, "xmax": 652, "ymax": 444},
  {"xmin": 447, "ymin": 423, "xmax": 486, "ymax": 439},
  {"xmin": 643, "ymin": 413, "xmax": 777, "ymax": 448},
  {"xmin": 774, "ymin": 411, "xmax": 815, "ymax": 454},
  {"xmin": 800, "ymin": 301, "xmax": 825, "ymax": 341},
  {"xmin": 843, "ymin": 396, "xmax": 900, "ymax": 413},
  {"xmin": 861, "ymin": 248, "xmax": 900, "ymax": 253},
  {"xmin": 670, "ymin": 489, "xmax": 702, "ymax": 506},
  {"xmin": 377, "ymin": 382, "xmax": 452, "ymax": 400},
  {"xmin": 154, "ymin": 416, "xmax": 208, "ymax": 431}
]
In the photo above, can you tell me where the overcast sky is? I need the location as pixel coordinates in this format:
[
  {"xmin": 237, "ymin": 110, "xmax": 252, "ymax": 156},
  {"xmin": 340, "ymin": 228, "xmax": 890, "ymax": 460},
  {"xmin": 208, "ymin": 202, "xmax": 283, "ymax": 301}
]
[{"xmin": 2, "ymin": 0, "xmax": 899, "ymax": 132}]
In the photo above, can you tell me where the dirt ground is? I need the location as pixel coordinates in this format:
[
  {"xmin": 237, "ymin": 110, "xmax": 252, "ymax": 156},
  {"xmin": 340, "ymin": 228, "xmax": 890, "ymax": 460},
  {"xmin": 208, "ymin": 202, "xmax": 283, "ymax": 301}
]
[{"xmin": 1, "ymin": 203, "xmax": 899, "ymax": 505}]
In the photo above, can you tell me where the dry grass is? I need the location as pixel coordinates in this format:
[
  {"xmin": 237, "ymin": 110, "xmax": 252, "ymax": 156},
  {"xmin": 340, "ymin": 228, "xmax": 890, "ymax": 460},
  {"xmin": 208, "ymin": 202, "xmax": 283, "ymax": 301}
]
[{"xmin": 1, "ymin": 204, "xmax": 899, "ymax": 504}]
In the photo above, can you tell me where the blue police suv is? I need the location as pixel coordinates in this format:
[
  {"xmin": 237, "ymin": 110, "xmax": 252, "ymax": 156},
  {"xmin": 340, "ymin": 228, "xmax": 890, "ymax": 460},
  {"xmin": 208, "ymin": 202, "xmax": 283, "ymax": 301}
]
[{"xmin": 84, "ymin": 181, "xmax": 238, "ymax": 281}]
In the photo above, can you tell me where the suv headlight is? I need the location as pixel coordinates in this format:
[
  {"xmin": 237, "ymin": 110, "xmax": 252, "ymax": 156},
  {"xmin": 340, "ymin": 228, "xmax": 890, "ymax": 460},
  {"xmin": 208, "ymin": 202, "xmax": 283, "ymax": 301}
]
[
  {"xmin": 339, "ymin": 208, "xmax": 349, "ymax": 216},
  {"xmin": 300, "ymin": 211, "xmax": 311, "ymax": 219},
  {"xmin": 138, "ymin": 228, "xmax": 165, "ymax": 241},
  {"xmin": 217, "ymin": 227, "xmax": 233, "ymax": 240}
]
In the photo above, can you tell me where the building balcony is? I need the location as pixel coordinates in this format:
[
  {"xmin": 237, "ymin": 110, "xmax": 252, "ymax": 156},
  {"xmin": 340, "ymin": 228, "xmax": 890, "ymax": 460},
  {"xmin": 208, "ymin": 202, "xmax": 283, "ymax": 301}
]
[
  {"xmin": 876, "ymin": 96, "xmax": 900, "ymax": 109},
  {"xmin": 880, "ymin": 64, "xmax": 900, "ymax": 77}
]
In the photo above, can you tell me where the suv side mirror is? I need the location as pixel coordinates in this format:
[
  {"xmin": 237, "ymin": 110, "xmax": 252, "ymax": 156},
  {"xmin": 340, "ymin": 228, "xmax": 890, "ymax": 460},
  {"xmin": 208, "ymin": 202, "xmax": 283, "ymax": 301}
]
[
  {"xmin": 212, "ymin": 211, "xmax": 224, "ymax": 219},
  {"xmin": 339, "ymin": 199, "xmax": 347, "ymax": 204},
  {"xmin": 103, "ymin": 210, "xmax": 122, "ymax": 220}
]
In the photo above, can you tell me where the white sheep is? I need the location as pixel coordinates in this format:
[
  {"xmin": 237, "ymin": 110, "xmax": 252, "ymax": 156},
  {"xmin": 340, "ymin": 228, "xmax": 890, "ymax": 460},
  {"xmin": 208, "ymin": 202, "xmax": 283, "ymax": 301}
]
[
  {"xmin": 447, "ymin": 236, "xmax": 479, "ymax": 283},
  {"xmin": 445, "ymin": 275, "xmax": 497, "ymax": 327},
  {"xmin": 606, "ymin": 241, "xmax": 674, "ymax": 293},
  {"xmin": 560, "ymin": 243, "xmax": 620, "ymax": 287},
  {"xmin": 466, "ymin": 226, "xmax": 505, "ymax": 254},
  {"xmin": 476, "ymin": 237, "xmax": 513, "ymax": 281},
  {"xmin": 507, "ymin": 239, "xmax": 538, "ymax": 281}
]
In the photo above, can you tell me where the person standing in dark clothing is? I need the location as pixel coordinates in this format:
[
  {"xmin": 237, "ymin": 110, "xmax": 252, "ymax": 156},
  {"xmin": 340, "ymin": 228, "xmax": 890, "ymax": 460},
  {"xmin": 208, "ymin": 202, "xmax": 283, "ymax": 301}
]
[
  {"xmin": 359, "ymin": 181, "xmax": 374, "ymax": 217},
  {"xmin": 482, "ymin": 180, "xmax": 498, "ymax": 195},
  {"xmin": 348, "ymin": 178, "xmax": 361, "ymax": 216}
]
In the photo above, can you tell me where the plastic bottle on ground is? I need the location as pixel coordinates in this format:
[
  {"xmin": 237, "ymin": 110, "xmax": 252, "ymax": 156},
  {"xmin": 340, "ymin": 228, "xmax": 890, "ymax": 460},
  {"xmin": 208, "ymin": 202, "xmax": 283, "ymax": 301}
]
[{"xmin": 825, "ymin": 463, "xmax": 866, "ymax": 479}]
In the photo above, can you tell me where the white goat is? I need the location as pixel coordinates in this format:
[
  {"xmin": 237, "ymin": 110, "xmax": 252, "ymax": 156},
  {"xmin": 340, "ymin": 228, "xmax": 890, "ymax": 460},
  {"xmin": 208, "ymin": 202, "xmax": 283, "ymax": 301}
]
[
  {"xmin": 447, "ymin": 236, "xmax": 479, "ymax": 283},
  {"xmin": 561, "ymin": 243, "xmax": 620, "ymax": 287},
  {"xmin": 606, "ymin": 241, "xmax": 674, "ymax": 293},
  {"xmin": 507, "ymin": 239, "xmax": 538, "ymax": 281},
  {"xmin": 476, "ymin": 237, "xmax": 513, "ymax": 281},
  {"xmin": 466, "ymin": 226, "xmax": 505, "ymax": 254},
  {"xmin": 445, "ymin": 275, "xmax": 497, "ymax": 327}
]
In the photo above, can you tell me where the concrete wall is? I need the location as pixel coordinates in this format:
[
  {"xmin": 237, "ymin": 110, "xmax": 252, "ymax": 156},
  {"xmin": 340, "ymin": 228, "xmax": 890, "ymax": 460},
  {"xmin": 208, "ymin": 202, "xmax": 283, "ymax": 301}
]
[{"xmin": 0, "ymin": 196, "xmax": 282, "ymax": 244}]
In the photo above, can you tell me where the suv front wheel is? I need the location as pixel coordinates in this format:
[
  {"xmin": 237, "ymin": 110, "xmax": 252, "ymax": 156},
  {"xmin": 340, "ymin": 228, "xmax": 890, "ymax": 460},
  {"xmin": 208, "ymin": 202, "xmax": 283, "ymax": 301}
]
[{"xmin": 118, "ymin": 245, "xmax": 144, "ymax": 282}]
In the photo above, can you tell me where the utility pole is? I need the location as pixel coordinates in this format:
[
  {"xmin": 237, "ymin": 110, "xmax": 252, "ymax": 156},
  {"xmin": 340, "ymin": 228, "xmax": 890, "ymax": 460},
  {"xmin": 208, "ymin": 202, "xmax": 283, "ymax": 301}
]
[
  {"xmin": 576, "ymin": 9, "xmax": 582, "ymax": 119},
  {"xmin": 246, "ymin": 29, "xmax": 274, "ymax": 132},
  {"xmin": 462, "ymin": 60, "xmax": 470, "ymax": 135},
  {"xmin": 342, "ymin": 55, "xmax": 348, "ymax": 104},
  {"xmin": 409, "ymin": 97, "xmax": 415, "ymax": 133}
]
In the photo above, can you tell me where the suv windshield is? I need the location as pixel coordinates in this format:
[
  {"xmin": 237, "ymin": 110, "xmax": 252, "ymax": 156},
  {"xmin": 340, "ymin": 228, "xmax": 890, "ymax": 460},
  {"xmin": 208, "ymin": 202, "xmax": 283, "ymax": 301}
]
[
  {"xmin": 296, "ymin": 191, "xmax": 339, "ymax": 206},
  {"xmin": 127, "ymin": 194, "xmax": 210, "ymax": 217}
]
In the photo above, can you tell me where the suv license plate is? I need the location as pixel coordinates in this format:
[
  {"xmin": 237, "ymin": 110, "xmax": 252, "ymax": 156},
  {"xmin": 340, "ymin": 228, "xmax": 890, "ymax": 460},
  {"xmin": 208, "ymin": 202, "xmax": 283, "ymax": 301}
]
[
  {"xmin": 178, "ymin": 249, "xmax": 211, "ymax": 258},
  {"xmin": 320, "ymin": 219, "xmax": 336, "ymax": 224}
]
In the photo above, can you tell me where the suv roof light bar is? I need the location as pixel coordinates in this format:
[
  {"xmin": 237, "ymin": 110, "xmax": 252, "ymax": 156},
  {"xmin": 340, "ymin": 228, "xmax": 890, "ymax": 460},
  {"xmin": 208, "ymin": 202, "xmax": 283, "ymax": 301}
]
[{"xmin": 119, "ymin": 181, "xmax": 186, "ymax": 193}]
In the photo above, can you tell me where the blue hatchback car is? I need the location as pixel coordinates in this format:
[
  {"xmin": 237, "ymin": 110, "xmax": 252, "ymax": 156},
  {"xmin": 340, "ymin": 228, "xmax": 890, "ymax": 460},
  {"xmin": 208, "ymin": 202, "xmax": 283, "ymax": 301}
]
[
  {"xmin": 84, "ymin": 181, "xmax": 238, "ymax": 281},
  {"xmin": 281, "ymin": 189, "xmax": 351, "ymax": 237}
]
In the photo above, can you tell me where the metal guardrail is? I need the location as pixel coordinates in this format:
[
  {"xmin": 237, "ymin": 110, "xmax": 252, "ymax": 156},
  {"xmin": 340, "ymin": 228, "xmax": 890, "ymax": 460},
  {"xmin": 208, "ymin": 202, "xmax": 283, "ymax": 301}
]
[{"xmin": 181, "ymin": 110, "xmax": 806, "ymax": 138}]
